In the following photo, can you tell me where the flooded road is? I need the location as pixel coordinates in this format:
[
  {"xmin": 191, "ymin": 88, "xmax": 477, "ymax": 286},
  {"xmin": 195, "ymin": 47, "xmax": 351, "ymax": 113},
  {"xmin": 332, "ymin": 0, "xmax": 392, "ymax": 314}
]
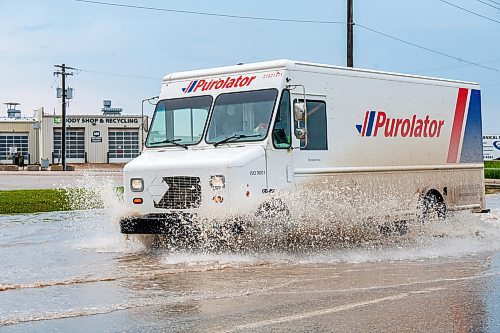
[{"xmin": 0, "ymin": 195, "xmax": 499, "ymax": 332}]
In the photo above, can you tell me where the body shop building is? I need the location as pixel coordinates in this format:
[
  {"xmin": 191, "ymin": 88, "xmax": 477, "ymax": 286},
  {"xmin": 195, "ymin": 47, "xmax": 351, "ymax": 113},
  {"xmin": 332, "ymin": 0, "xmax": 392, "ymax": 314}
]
[{"xmin": 0, "ymin": 102, "xmax": 148, "ymax": 165}]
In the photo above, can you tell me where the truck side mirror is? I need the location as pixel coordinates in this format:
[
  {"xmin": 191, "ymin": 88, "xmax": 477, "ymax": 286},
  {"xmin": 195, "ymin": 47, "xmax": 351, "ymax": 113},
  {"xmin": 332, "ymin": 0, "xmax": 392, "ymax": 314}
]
[
  {"xmin": 294, "ymin": 103, "xmax": 305, "ymax": 121},
  {"xmin": 295, "ymin": 128, "xmax": 307, "ymax": 139}
]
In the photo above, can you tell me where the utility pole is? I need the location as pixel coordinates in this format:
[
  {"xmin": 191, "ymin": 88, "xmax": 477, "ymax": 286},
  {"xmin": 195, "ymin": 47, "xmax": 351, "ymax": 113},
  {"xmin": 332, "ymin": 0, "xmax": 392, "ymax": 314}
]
[
  {"xmin": 54, "ymin": 64, "xmax": 76, "ymax": 171},
  {"xmin": 347, "ymin": 0, "xmax": 354, "ymax": 67}
]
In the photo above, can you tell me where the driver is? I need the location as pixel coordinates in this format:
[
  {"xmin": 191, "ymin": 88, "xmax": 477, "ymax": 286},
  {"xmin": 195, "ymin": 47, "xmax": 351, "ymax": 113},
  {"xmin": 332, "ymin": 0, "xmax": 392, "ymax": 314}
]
[
  {"xmin": 221, "ymin": 105, "xmax": 240, "ymax": 135},
  {"xmin": 253, "ymin": 122, "xmax": 268, "ymax": 135}
]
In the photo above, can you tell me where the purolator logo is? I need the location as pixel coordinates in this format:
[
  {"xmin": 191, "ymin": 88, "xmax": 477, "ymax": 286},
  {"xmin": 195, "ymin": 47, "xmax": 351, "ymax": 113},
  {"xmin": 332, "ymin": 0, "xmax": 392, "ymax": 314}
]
[
  {"xmin": 355, "ymin": 111, "xmax": 445, "ymax": 138},
  {"xmin": 182, "ymin": 75, "xmax": 257, "ymax": 93}
]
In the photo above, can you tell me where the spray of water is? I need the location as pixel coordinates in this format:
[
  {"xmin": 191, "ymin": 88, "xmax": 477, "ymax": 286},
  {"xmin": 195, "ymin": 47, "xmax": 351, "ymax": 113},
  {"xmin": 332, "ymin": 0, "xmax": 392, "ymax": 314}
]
[
  {"xmin": 130, "ymin": 185, "xmax": 499, "ymax": 261},
  {"xmin": 61, "ymin": 171, "xmax": 145, "ymax": 253},
  {"xmin": 61, "ymin": 172, "xmax": 500, "ymax": 264}
]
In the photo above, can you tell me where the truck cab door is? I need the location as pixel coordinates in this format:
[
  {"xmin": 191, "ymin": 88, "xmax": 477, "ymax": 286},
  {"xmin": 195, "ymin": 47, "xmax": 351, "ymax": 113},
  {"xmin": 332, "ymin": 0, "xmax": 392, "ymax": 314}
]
[
  {"xmin": 290, "ymin": 95, "xmax": 329, "ymax": 179},
  {"xmin": 265, "ymin": 89, "xmax": 294, "ymax": 192}
]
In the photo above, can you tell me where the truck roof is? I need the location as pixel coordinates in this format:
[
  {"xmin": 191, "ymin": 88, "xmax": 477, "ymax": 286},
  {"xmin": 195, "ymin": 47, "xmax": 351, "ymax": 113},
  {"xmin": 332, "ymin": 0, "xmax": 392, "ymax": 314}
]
[{"xmin": 163, "ymin": 59, "xmax": 479, "ymax": 87}]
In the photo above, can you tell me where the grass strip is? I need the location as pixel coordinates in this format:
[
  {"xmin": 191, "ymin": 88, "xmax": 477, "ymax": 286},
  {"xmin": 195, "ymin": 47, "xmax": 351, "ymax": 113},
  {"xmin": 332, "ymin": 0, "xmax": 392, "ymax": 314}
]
[
  {"xmin": 0, "ymin": 189, "xmax": 70, "ymax": 214},
  {"xmin": 484, "ymin": 161, "xmax": 500, "ymax": 179},
  {"xmin": 0, "ymin": 187, "xmax": 124, "ymax": 214},
  {"xmin": 484, "ymin": 161, "xmax": 500, "ymax": 169}
]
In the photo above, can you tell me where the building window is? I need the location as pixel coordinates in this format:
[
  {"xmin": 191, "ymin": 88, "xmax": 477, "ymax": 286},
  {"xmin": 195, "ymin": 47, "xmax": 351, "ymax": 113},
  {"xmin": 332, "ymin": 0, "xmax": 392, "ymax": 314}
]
[
  {"xmin": 108, "ymin": 129, "xmax": 139, "ymax": 159},
  {"xmin": 0, "ymin": 133, "xmax": 29, "ymax": 161},
  {"xmin": 53, "ymin": 128, "xmax": 85, "ymax": 159}
]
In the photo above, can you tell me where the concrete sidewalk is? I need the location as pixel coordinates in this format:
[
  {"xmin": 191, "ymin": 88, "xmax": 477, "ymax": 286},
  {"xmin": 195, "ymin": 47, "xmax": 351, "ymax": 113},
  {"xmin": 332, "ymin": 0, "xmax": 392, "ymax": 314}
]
[{"xmin": 0, "ymin": 169, "xmax": 123, "ymax": 190}]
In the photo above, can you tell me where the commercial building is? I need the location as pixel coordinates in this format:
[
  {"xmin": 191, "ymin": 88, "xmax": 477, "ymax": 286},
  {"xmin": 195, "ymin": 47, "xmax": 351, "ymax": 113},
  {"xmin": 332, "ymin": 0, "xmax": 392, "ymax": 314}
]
[
  {"xmin": 0, "ymin": 102, "xmax": 148, "ymax": 165},
  {"xmin": 483, "ymin": 135, "xmax": 500, "ymax": 160}
]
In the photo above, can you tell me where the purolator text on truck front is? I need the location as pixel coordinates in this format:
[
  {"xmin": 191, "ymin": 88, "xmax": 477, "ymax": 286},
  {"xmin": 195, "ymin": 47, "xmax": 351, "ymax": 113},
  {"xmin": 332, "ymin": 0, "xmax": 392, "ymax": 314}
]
[{"xmin": 120, "ymin": 60, "xmax": 487, "ymax": 235}]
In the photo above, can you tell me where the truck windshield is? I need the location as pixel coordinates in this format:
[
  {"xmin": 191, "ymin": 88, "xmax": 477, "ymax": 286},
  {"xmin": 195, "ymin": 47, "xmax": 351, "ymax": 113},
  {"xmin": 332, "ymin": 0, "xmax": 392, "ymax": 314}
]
[
  {"xmin": 146, "ymin": 95, "xmax": 212, "ymax": 148},
  {"xmin": 206, "ymin": 89, "xmax": 278, "ymax": 144}
]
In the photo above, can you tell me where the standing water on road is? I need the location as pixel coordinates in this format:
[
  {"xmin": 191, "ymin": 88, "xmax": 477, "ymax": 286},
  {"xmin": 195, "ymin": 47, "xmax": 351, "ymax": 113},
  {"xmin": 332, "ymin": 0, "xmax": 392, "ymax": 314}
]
[{"xmin": 0, "ymin": 178, "xmax": 499, "ymax": 332}]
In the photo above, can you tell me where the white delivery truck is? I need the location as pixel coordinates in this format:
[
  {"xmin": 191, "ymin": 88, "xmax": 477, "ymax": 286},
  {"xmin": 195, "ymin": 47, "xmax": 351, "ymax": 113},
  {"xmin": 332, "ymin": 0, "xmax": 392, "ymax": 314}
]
[{"xmin": 120, "ymin": 60, "xmax": 487, "ymax": 234}]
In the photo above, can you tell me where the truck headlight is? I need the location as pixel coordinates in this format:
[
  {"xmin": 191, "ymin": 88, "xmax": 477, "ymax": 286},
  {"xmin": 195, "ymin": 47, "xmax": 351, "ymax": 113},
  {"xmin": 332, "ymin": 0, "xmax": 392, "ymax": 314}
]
[
  {"xmin": 210, "ymin": 175, "xmax": 225, "ymax": 189},
  {"xmin": 130, "ymin": 178, "xmax": 144, "ymax": 192}
]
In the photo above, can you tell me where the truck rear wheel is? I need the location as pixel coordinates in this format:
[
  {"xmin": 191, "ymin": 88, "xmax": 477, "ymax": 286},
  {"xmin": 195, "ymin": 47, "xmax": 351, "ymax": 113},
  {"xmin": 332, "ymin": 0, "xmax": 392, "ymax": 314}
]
[{"xmin": 417, "ymin": 191, "xmax": 446, "ymax": 224}]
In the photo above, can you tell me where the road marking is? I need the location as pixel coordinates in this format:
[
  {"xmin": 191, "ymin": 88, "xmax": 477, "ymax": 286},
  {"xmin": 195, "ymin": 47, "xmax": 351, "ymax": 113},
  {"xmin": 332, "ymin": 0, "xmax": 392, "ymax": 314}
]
[{"xmin": 221, "ymin": 287, "xmax": 444, "ymax": 332}]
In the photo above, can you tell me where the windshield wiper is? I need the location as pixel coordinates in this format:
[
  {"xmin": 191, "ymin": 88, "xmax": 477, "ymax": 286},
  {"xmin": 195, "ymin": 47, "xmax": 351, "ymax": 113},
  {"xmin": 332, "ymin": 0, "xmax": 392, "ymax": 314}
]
[
  {"xmin": 150, "ymin": 138, "xmax": 188, "ymax": 149},
  {"xmin": 213, "ymin": 134, "xmax": 260, "ymax": 147}
]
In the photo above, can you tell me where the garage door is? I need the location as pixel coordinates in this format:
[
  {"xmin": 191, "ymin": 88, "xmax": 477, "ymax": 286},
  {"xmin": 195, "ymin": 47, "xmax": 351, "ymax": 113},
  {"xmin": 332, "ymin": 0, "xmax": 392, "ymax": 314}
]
[{"xmin": 0, "ymin": 133, "xmax": 29, "ymax": 164}]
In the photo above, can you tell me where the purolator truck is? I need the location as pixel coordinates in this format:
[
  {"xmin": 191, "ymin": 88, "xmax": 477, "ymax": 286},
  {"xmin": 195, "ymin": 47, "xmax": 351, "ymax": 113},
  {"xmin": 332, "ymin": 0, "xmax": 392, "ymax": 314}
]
[{"xmin": 120, "ymin": 60, "xmax": 487, "ymax": 234}]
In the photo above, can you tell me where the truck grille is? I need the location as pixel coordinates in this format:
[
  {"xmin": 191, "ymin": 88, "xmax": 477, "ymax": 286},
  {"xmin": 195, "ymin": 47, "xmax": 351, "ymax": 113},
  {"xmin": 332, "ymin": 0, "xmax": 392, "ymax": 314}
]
[{"xmin": 154, "ymin": 176, "xmax": 201, "ymax": 209}]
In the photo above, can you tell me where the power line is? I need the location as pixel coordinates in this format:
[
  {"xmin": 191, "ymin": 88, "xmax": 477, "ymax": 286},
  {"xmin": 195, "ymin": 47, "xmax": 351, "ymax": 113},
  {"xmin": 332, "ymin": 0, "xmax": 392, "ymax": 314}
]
[
  {"xmin": 77, "ymin": 68, "xmax": 161, "ymax": 81},
  {"xmin": 54, "ymin": 65, "xmax": 160, "ymax": 81},
  {"xmin": 483, "ymin": 0, "xmax": 500, "ymax": 7},
  {"xmin": 74, "ymin": 0, "xmax": 344, "ymax": 24},
  {"xmin": 75, "ymin": 0, "xmax": 500, "ymax": 75},
  {"xmin": 411, "ymin": 57, "xmax": 500, "ymax": 74},
  {"xmin": 40, "ymin": 77, "xmax": 58, "ymax": 105},
  {"xmin": 477, "ymin": 0, "xmax": 500, "ymax": 11},
  {"xmin": 438, "ymin": 0, "xmax": 500, "ymax": 24},
  {"xmin": 356, "ymin": 23, "xmax": 500, "ymax": 74}
]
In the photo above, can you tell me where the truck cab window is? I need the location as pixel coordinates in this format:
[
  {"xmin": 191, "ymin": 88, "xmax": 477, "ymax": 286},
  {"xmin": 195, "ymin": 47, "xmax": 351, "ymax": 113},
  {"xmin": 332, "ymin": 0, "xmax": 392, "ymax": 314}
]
[
  {"xmin": 272, "ymin": 89, "xmax": 291, "ymax": 149},
  {"xmin": 146, "ymin": 95, "xmax": 212, "ymax": 148},
  {"xmin": 294, "ymin": 99, "xmax": 328, "ymax": 150},
  {"xmin": 206, "ymin": 89, "xmax": 278, "ymax": 144}
]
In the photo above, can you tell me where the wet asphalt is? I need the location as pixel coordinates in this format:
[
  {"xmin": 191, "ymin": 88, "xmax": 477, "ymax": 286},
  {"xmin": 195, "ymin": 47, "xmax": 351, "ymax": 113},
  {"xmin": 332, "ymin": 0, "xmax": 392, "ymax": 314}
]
[{"xmin": 0, "ymin": 194, "xmax": 499, "ymax": 332}]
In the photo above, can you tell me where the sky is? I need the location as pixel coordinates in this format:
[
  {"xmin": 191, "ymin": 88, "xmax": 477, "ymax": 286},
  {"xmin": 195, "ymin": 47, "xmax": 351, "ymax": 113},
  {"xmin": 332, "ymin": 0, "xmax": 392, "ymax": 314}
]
[{"xmin": 0, "ymin": 0, "xmax": 498, "ymax": 133}]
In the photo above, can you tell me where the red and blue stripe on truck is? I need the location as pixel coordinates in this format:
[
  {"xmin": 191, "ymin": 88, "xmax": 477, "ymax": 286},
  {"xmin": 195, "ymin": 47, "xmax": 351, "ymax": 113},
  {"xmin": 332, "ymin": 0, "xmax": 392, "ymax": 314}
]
[{"xmin": 447, "ymin": 88, "xmax": 482, "ymax": 163}]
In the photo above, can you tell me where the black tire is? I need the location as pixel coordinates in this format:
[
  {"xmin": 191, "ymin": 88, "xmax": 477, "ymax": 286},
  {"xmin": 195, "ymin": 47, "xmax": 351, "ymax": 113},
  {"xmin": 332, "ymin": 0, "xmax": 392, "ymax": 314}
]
[{"xmin": 418, "ymin": 193, "xmax": 446, "ymax": 223}]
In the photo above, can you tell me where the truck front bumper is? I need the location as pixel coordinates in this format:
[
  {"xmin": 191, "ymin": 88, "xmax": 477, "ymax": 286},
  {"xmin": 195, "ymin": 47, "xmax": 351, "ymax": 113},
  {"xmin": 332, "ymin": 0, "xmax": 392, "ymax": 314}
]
[{"xmin": 119, "ymin": 213, "xmax": 196, "ymax": 234}]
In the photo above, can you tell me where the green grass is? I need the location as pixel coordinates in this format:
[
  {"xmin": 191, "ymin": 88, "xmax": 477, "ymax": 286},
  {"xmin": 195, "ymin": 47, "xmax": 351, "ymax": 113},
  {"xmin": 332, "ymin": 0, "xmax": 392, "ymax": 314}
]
[
  {"xmin": 485, "ymin": 161, "xmax": 500, "ymax": 179},
  {"xmin": 0, "ymin": 187, "xmax": 124, "ymax": 214},
  {"xmin": 485, "ymin": 160, "xmax": 500, "ymax": 169},
  {"xmin": 0, "ymin": 189, "xmax": 70, "ymax": 214}
]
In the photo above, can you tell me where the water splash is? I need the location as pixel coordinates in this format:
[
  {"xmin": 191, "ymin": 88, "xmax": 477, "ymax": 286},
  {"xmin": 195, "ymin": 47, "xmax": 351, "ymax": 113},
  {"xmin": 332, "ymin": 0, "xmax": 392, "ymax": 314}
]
[
  {"xmin": 60, "ymin": 171, "xmax": 146, "ymax": 253},
  {"xmin": 61, "ymin": 171, "xmax": 500, "ymax": 263},
  {"xmin": 150, "ymin": 191, "xmax": 500, "ymax": 265},
  {"xmin": 138, "ymin": 181, "xmax": 415, "ymax": 252},
  {"xmin": 151, "ymin": 207, "xmax": 500, "ymax": 267},
  {"xmin": 61, "ymin": 171, "xmax": 123, "ymax": 212}
]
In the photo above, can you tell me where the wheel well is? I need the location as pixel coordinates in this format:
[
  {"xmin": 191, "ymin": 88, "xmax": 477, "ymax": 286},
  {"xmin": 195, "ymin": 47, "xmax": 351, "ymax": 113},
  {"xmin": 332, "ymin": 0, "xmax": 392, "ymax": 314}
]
[
  {"xmin": 417, "ymin": 188, "xmax": 447, "ymax": 223},
  {"xmin": 424, "ymin": 189, "xmax": 444, "ymax": 204}
]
